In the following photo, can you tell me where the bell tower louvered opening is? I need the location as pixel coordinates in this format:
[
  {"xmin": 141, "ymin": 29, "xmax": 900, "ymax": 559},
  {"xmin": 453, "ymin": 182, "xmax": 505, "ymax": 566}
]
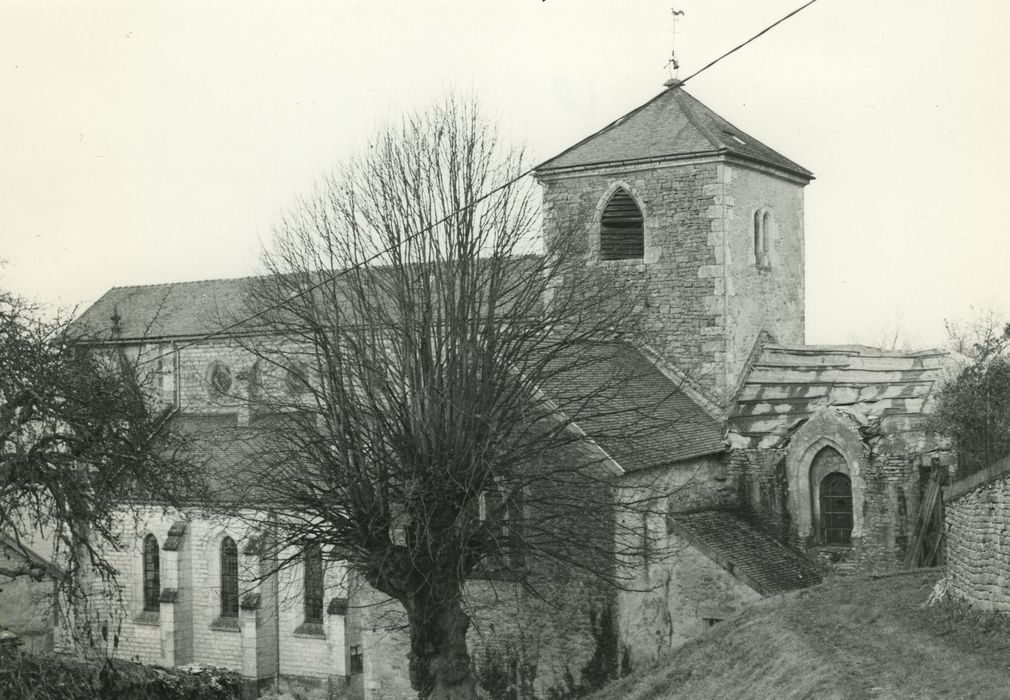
[{"xmin": 599, "ymin": 188, "xmax": 644, "ymax": 260}]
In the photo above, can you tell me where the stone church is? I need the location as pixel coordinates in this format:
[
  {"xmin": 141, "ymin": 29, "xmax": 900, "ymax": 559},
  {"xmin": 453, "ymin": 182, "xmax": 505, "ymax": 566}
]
[{"xmin": 67, "ymin": 81, "xmax": 950, "ymax": 698}]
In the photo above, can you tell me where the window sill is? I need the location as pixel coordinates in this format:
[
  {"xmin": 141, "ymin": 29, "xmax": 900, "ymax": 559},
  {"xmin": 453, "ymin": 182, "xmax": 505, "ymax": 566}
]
[
  {"xmin": 593, "ymin": 257, "xmax": 646, "ymax": 267},
  {"xmin": 134, "ymin": 611, "xmax": 160, "ymax": 626},
  {"xmin": 293, "ymin": 622, "xmax": 325, "ymax": 638},
  {"xmin": 210, "ymin": 616, "xmax": 240, "ymax": 632}
]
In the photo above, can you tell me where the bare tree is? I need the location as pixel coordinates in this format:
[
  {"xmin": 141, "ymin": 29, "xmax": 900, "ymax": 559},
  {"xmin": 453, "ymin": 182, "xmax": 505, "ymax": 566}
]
[
  {"xmin": 0, "ymin": 292, "xmax": 202, "ymax": 630},
  {"xmin": 226, "ymin": 98, "xmax": 674, "ymax": 699},
  {"xmin": 934, "ymin": 310, "xmax": 1010, "ymax": 479}
]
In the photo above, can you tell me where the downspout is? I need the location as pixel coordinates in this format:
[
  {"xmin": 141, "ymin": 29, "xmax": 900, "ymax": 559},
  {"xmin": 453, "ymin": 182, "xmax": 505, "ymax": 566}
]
[
  {"xmin": 172, "ymin": 341, "xmax": 182, "ymax": 408},
  {"xmin": 272, "ymin": 510, "xmax": 281, "ymax": 691}
]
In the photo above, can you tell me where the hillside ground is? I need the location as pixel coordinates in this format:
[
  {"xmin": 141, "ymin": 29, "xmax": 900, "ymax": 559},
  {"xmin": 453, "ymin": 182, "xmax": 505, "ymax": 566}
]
[{"xmin": 592, "ymin": 570, "xmax": 1010, "ymax": 700}]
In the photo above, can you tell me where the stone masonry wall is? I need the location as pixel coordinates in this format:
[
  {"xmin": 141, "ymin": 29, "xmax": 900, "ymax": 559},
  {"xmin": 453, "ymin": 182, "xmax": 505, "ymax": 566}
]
[
  {"xmin": 539, "ymin": 159, "xmax": 806, "ymax": 402},
  {"xmin": 737, "ymin": 441, "xmax": 926, "ymax": 574},
  {"xmin": 946, "ymin": 460, "xmax": 1010, "ymax": 611},
  {"xmin": 615, "ymin": 454, "xmax": 746, "ymax": 670},
  {"xmin": 540, "ymin": 161, "xmax": 725, "ymax": 396},
  {"xmin": 723, "ymin": 164, "xmax": 805, "ymax": 392}
]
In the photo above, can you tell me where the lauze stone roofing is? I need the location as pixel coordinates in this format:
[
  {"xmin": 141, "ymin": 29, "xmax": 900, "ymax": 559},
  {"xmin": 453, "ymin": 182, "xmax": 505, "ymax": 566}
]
[{"xmin": 730, "ymin": 344, "xmax": 948, "ymax": 447}]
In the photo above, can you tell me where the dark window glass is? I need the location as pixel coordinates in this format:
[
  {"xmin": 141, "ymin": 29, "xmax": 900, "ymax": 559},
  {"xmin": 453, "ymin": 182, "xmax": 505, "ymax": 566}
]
[
  {"xmin": 220, "ymin": 536, "xmax": 239, "ymax": 617},
  {"xmin": 142, "ymin": 534, "xmax": 160, "ymax": 613},
  {"xmin": 350, "ymin": 645, "xmax": 363, "ymax": 674},
  {"xmin": 820, "ymin": 472, "xmax": 853, "ymax": 545},
  {"xmin": 304, "ymin": 544, "xmax": 324, "ymax": 624},
  {"xmin": 600, "ymin": 188, "xmax": 644, "ymax": 260},
  {"xmin": 754, "ymin": 209, "xmax": 771, "ymax": 268},
  {"xmin": 210, "ymin": 362, "xmax": 233, "ymax": 396}
]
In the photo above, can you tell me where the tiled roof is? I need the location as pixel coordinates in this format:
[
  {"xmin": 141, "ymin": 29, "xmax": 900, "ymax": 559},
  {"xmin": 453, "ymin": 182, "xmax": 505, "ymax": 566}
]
[
  {"xmin": 171, "ymin": 413, "xmax": 272, "ymax": 503},
  {"xmin": 168, "ymin": 342, "xmax": 726, "ymax": 494},
  {"xmin": 669, "ymin": 509, "xmax": 821, "ymax": 595},
  {"xmin": 74, "ymin": 277, "xmax": 258, "ymax": 341},
  {"xmin": 729, "ymin": 344, "xmax": 949, "ymax": 448},
  {"xmin": 544, "ymin": 342, "xmax": 726, "ymax": 470},
  {"xmin": 74, "ymin": 257, "xmax": 544, "ymax": 342},
  {"xmin": 536, "ymin": 87, "xmax": 813, "ymax": 180}
]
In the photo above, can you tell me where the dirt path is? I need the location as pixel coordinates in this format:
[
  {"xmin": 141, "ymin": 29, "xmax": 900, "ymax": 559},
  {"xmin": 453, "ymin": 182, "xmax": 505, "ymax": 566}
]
[{"xmin": 593, "ymin": 571, "xmax": 1010, "ymax": 699}]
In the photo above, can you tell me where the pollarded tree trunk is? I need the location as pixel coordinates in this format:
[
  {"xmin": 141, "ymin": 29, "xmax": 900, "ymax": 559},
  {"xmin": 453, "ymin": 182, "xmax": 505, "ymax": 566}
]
[{"xmin": 403, "ymin": 592, "xmax": 478, "ymax": 700}]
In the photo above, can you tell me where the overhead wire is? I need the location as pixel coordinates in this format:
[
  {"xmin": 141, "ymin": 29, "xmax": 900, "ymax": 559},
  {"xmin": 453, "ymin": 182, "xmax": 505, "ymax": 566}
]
[
  {"xmin": 679, "ymin": 0, "xmax": 821, "ymax": 87},
  {"xmin": 127, "ymin": 0, "xmax": 823, "ymax": 369}
]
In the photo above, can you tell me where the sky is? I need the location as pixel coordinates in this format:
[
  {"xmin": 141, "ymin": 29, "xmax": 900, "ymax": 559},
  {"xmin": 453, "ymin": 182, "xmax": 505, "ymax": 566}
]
[{"xmin": 1, "ymin": 0, "xmax": 1008, "ymax": 348}]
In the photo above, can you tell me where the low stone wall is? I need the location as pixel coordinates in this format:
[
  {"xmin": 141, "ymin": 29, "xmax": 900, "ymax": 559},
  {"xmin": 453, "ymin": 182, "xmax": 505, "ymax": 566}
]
[{"xmin": 945, "ymin": 457, "xmax": 1010, "ymax": 611}]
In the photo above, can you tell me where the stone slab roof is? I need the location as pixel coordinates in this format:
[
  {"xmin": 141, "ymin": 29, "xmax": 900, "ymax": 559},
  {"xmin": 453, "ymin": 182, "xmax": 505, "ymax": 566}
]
[
  {"xmin": 729, "ymin": 344, "xmax": 949, "ymax": 448},
  {"xmin": 536, "ymin": 87, "xmax": 813, "ymax": 181},
  {"xmin": 545, "ymin": 342, "xmax": 726, "ymax": 470},
  {"xmin": 669, "ymin": 509, "xmax": 821, "ymax": 595}
]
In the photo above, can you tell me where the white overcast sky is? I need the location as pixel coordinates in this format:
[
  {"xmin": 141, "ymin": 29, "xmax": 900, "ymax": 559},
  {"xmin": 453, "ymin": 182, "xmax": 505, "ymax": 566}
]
[{"xmin": 1, "ymin": 0, "xmax": 1007, "ymax": 348}]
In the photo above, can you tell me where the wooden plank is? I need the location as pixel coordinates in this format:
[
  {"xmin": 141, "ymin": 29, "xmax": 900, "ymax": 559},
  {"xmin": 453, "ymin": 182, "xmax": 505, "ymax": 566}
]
[{"xmin": 905, "ymin": 478, "xmax": 941, "ymax": 568}]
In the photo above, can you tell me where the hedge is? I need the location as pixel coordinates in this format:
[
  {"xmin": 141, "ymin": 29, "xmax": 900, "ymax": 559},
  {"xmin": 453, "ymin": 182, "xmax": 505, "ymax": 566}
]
[{"xmin": 0, "ymin": 648, "xmax": 246, "ymax": 700}]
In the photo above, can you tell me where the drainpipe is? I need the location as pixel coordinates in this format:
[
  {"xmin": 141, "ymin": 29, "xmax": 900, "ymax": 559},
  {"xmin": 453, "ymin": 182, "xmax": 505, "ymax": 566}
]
[
  {"xmin": 172, "ymin": 342, "xmax": 182, "ymax": 408},
  {"xmin": 272, "ymin": 510, "xmax": 281, "ymax": 691}
]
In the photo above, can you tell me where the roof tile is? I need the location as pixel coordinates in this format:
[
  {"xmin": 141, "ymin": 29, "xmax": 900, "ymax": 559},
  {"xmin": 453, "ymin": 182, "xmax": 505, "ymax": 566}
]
[
  {"xmin": 669, "ymin": 509, "xmax": 821, "ymax": 595},
  {"xmin": 536, "ymin": 87, "xmax": 813, "ymax": 180}
]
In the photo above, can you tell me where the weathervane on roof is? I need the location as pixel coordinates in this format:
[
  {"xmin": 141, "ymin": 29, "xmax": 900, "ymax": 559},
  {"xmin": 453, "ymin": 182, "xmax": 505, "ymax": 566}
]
[{"xmin": 665, "ymin": 8, "xmax": 685, "ymax": 88}]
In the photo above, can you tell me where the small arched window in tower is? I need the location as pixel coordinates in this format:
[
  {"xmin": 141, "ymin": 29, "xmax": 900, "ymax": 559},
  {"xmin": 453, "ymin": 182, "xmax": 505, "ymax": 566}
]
[
  {"xmin": 303, "ymin": 543, "xmax": 324, "ymax": 625},
  {"xmin": 220, "ymin": 536, "xmax": 239, "ymax": 617},
  {"xmin": 819, "ymin": 472, "xmax": 853, "ymax": 545},
  {"xmin": 754, "ymin": 209, "xmax": 771, "ymax": 268},
  {"xmin": 142, "ymin": 534, "xmax": 160, "ymax": 613},
  {"xmin": 599, "ymin": 188, "xmax": 644, "ymax": 260}
]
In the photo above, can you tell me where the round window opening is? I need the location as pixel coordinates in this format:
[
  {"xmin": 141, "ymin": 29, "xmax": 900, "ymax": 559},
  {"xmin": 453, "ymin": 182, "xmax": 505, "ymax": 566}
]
[{"xmin": 210, "ymin": 362, "xmax": 233, "ymax": 396}]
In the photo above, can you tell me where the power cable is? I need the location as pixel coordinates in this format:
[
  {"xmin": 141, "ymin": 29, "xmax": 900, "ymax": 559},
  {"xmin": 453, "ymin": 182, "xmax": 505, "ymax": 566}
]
[
  {"xmin": 125, "ymin": 0, "xmax": 824, "ymax": 368},
  {"xmin": 680, "ymin": 0, "xmax": 821, "ymax": 86}
]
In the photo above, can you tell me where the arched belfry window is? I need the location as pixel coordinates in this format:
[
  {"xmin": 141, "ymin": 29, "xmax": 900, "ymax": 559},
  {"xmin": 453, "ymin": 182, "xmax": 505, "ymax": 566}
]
[
  {"xmin": 819, "ymin": 472, "xmax": 853, "ymax": 545},
  {"xmin": 600, "ymin": 188, "xmax": 644, "ymax": 260},
  {"xmin": 220, "ymin": 536, "xmax": 239, "ymax": 617},
  {"xmin": 754, "ymin": 209, "xmax": 771, "ymax": 268},
  {"xmin": 142, "ymin": 534, "xmax": 160, "ymax": 613}
]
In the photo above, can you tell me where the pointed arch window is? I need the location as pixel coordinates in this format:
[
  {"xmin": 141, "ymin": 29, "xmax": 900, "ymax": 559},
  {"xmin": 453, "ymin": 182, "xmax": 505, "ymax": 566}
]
[
  {"xmin": 819, "ymin": 472, "xmax": 853, "ymax": 545},
  {"xmin": 303, "ymin": 544, "xmax": 324, "ymax": 624},
  {"xmin": 600, "ymin": 188, "xmax": 644, "ymax": 260},
  {"xmin": 220, "ymin": 536, "xmax": 239, "ymax": 618},
  {"xmin": 754, "ymin": 209, "xmax": 771, "ymax": 268},
  {"xmin": 142, "ymin": 534, "xmax": 160, "ymax": 613}
]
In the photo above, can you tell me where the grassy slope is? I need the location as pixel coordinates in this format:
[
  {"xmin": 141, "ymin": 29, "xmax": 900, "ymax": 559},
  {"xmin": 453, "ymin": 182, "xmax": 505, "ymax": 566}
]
[{"xmin": 593, "ymin": 571, "xmax": 1010, "ymax": 700}]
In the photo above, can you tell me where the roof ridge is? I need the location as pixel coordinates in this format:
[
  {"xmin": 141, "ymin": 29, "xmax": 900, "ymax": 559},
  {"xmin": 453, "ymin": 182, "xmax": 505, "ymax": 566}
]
[
  {"xmin": 671, "ymin": 88, "xmax": 724, "ymax": 152},
  {"xmin": 108, "ymin": 273, "xmax": 268, "ymax": 292},
  {"xmin": 764, "ymin": 344, "xmax": 948, "ymax": 358}
]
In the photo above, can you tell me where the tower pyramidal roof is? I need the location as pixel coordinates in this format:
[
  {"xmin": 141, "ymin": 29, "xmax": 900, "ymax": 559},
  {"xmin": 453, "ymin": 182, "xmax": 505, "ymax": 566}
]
[{"xmin": 537, "ymin": 85, "xmax": 813, "ymax": 181}]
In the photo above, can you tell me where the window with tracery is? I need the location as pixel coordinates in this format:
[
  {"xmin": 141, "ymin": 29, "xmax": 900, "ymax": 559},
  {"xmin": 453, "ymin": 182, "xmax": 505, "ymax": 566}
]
[
  {"xmin": 142, "ymin": 534, "xmax": 160, "ymax": 613},
  {"xmin": 220, "ymin": 536, "xmax": 239, "ymax": 617},
  {"xmin": 600, "ymin": 188, "xmax": 644, "ymax": 260},
  {"xmin": 304, "ymin": 544, "xmax": 324, "ymax": 624}
]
